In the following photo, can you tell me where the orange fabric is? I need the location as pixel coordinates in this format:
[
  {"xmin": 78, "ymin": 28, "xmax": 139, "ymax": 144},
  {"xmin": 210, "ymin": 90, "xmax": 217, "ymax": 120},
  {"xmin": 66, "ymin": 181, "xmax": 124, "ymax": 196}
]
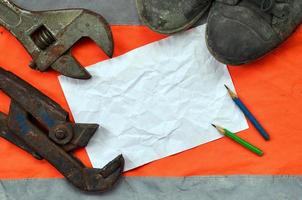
[{"xmin": 0, "ymin": 25, "xmax": 302, "ymax": 179}]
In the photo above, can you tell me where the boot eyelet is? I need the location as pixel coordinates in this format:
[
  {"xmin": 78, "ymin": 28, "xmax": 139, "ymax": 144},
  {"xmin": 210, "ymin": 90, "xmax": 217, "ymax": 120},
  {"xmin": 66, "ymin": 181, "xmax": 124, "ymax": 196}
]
[{"xmin": 261, "ymin": 0, "xmax": 275, "ymax": 12}]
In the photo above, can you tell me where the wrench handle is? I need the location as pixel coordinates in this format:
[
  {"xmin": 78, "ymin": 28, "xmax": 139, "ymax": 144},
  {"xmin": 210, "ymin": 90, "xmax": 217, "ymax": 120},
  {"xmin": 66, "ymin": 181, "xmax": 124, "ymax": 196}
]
[{"xmin": 0, "ymin": 0, "xmax": 23, "ymax": 28}]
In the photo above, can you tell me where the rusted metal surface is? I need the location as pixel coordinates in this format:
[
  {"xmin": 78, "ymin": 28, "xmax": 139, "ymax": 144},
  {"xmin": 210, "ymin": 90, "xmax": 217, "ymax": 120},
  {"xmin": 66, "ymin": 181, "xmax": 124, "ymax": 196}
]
[
  {"xmin": 0, "ymin": 0, "xmax": 113, "ymax": 79},
  {"xmin": 0, "ymin": 67, "xmax": 124, "ymax": 192}
]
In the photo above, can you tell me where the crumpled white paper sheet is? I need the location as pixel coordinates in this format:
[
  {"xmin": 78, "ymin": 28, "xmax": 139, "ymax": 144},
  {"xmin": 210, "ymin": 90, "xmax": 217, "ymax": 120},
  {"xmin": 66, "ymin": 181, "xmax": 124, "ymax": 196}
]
[{"xmin": 59, "ymin": 25, "xmax": 248, "ymax": 171}]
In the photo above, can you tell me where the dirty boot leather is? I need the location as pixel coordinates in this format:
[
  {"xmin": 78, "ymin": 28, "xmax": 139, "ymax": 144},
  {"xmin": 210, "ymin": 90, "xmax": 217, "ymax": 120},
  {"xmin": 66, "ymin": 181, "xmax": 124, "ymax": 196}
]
[
  {"xmin": 206, "ymin": 0, "xmax": 302, "ymax": 65},
  {"xmin": 136, "ymin": 0, "xmax": 213, "ymax": 34}
]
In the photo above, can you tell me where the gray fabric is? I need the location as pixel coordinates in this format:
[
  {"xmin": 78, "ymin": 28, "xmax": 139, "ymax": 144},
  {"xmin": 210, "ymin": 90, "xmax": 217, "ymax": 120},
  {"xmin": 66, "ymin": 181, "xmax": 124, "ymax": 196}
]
[
  {"xmin": 0, "ymin": 176, "xmax": 301, "ymax": 200},
  {"xmin": 11, "ymin": 0, "xmax": 208, "ymax": 26},
  {"xmin": 12, "ymin": 0, "xmax": 141, "ymax": 25}
]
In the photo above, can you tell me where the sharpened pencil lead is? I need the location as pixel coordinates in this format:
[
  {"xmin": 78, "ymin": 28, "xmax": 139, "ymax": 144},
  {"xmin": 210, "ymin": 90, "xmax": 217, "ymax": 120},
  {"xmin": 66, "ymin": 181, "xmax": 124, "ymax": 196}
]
[
  {"xmin": 224, "ymin": 84, "xmax": 237, "ymax": 99},
  {"xmin": 211, "ymin": 124, "xmax": 225, "ymax": 134}
]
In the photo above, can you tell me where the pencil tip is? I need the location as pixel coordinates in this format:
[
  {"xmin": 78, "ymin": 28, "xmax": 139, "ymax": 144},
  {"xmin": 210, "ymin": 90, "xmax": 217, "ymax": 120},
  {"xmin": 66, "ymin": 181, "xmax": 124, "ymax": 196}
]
[
  {"xmin": 224, "ymin": 84, "xmax": 237, "ymax": 98},
  {"xmin": 211, "ymin": 124, "xmax": 216, "ymax": 128}
]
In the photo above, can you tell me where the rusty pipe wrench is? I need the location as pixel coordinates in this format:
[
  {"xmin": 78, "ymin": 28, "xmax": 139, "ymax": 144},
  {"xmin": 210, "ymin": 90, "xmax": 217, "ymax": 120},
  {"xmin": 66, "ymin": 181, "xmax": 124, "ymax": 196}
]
[
  {"xmin": 0, "ymin": 67, "xmax": 124, "ymax": 192},
  {"xmin": 0, "ymin": 0, "xmax": 113, "ymax": 79}
]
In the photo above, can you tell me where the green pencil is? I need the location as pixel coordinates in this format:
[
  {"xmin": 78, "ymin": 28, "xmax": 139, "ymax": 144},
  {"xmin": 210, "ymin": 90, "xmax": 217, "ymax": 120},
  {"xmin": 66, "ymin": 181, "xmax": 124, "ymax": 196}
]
[{"xmin": 212, "ymin": 124, "xmax": 264, "ymax": 157}]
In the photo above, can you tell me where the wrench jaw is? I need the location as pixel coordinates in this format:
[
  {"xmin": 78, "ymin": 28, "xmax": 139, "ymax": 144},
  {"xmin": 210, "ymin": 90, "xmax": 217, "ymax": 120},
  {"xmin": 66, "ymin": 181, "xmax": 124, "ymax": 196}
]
[
  {"xmin": 51, "ymin": 51, "xmax": 92, "ymax": 80},
  {"xmin": 81, "ymin": 155, "xmax": 125, "ymax": 192},
  {"xmin": 50, "ymin": 9, "xmax": 114, "ymax": 79},
  {"xmin": 78, "ymin": 10, "xmax": 114, "ymax": 58},
  {"xmin": 70, "ymin": 123, "xmax": 99, "ymax": 148}
]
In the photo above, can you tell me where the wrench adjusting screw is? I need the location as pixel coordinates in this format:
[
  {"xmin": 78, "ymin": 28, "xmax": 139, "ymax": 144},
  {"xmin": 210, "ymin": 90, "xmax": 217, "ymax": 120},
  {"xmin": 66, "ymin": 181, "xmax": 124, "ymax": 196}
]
[{"xmin": 31, "ymin": 25, "xmax": 56, "ymax": 50}]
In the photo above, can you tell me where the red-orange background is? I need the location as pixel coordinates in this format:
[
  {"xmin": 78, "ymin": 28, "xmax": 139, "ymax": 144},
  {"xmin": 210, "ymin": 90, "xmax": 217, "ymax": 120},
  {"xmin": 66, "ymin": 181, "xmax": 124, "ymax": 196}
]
[{"xmin": 0, "ymin": 25, "xmax": 302, "ymax": 179}]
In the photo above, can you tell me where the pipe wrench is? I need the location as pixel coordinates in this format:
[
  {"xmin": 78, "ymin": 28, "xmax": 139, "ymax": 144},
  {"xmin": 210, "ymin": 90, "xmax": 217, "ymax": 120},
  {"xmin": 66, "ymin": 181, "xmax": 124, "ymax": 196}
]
[{"xmin": 0, "ymin": 67, "xmax": 124, "ymax": 192}]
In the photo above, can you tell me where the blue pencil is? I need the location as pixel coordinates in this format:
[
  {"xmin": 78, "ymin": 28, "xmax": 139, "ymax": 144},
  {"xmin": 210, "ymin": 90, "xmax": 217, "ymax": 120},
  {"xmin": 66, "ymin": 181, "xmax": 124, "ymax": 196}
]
[{"xmin": 225, "ymin": 85, "xmax": 270, "ymax": 141}]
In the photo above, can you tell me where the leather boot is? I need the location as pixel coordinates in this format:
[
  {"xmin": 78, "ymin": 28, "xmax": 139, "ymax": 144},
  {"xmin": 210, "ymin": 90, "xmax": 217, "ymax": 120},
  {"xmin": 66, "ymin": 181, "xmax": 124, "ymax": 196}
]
[
  {"xmin": 136, "ymin": 0, "xmax": 213, "ymax": 34},
  {"xmin": 206, "ymin": 0, "xmax": 302, "ymax": 65}
]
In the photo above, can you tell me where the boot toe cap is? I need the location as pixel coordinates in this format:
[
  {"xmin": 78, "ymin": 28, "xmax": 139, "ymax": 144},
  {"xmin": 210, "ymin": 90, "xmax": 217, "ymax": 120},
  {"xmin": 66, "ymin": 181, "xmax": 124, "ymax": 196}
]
[
  {"xmin": 136, "ymin": 0, "xmax": 211, "ymax": 34},
  {"xmin": 206, "ymin": 3, "xmax": 279, "ymax": 65}
]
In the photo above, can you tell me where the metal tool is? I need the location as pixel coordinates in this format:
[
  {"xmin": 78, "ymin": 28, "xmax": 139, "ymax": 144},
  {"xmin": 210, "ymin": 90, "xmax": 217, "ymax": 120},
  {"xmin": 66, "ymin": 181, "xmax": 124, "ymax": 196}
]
[
  {"xmin": 0, "ymin": 0, "xmax": 113, "ymax": 79},
  {"xmin": 0, "ymin": 67, "xmax": 124, "ymax": 192}
]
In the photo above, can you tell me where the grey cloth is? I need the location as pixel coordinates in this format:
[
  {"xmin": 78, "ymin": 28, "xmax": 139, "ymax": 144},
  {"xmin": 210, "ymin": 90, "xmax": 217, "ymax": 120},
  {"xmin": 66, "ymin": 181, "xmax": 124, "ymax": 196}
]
[
  {"xmin": 12, "ymin": 0, "xmax": 141, "ymax": 25},
  {"xmin": 0, "ymin": 176, "xmax": 301, "ymax": 200},
  {"xmin": 12, "ymin": 0, "xmax": 208, "ymax": 26}
]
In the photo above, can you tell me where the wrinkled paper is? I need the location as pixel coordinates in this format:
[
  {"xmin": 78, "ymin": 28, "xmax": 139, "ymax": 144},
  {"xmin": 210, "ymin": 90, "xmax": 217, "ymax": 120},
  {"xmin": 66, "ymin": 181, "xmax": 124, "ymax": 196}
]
[{"xmin": 59, "ymin": 25, "xmax": 248, "ymax": 171}]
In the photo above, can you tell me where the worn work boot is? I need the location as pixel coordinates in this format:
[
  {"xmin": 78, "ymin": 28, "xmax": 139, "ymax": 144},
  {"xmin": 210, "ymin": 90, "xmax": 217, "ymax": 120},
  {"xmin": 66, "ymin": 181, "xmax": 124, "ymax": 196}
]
[
  {"xmin": 206, "ymin": 0, "xmax": 302, "ymax": 65},
  {"xmin": 136, "ymin": 0, "xmax": 213, "ymax": 34}
]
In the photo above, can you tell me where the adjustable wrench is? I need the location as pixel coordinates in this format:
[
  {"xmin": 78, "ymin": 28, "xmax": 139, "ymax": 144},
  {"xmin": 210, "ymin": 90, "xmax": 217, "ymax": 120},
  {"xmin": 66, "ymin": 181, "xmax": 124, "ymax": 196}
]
[{"xmin": 0, "ymin": 0, "xmax": 113, "ymax": 79}]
